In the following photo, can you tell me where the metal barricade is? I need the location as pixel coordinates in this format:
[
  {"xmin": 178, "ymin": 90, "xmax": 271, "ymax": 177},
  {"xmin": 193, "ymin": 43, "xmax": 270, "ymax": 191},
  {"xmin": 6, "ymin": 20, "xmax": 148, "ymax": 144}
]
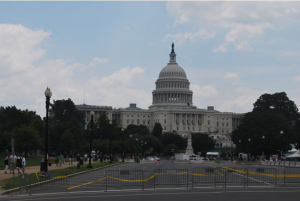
[
  {"xmin": 106, "ymin": 169, "xmax": 144, "ymax": 191},
  {"xmin": 192, "ymin": 167, "xmax": 247, "ymax": 188},
  {"xmin": 29, "ymin": 171, "xmax": 67, "ymax": 195},
  {"xmin": 154, "ymin": 169, "xmax": 188, "ymax": 189},
  {"xmin": 19, "ymin": 173, "xmax": 28, "ymax": 194},
  {"xmin": 284, "ymin": 167, "xmax": 300, "ymax": 186},
  {"xmin": 246, "ymin": 168, "xmax": 277, "ymax": 187},
  {"xmin": 222, "ymin": 167, "xmax": 247, "ymax": 187}
]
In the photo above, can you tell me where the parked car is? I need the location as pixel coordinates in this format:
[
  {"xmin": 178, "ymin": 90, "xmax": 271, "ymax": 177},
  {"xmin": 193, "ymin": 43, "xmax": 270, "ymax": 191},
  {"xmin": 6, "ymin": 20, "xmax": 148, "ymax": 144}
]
[
  {"xmin": 146, "ymin": 157, "xmax": 155, "ymax": 161},
  {"xmin": 152, "ymin": 156, "xmax": 160, "ymax": 161}
]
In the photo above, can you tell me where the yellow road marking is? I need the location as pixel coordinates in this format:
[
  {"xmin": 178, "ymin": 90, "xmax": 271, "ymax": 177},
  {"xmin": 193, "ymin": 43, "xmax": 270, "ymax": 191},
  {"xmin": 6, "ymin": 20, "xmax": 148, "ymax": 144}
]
[{"xmin": 67, "ymin": 176, "xmax": 107, "ymax": 190}]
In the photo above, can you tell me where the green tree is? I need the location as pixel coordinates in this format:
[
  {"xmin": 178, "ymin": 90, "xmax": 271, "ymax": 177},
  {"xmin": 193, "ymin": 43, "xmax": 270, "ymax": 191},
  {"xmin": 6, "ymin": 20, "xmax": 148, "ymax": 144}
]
[
  {"xmin": 152, "ymin": 123, "xmax": 163, "ymax": 138},
  {"xmin": 160, "ymin": 132, "xmax": 186, "ymax": 150},
  {"xmin": 163, "ymin": 144, "xmax": 178, "ymax": 156},
  {"xmin": 59, "ymin": 130, "xmax": 75, "ymax": 153},
  {"xmin": 126, "ymin": 124, "xmax": 149, "ymax": 136},
  {"xmin": 191, "ymin": 133, "xmax": 215, "ymax": 155},
  {"xmin": 142, "ymin": 134, "xmax": 163, "ymax": 155},
  {"xmin": 11, "ymin": 125, "xmax": 43, "ymax": 156},
  {"xmin": 232, "ymin": 92, "xmax": 299, "ymax": 156}
]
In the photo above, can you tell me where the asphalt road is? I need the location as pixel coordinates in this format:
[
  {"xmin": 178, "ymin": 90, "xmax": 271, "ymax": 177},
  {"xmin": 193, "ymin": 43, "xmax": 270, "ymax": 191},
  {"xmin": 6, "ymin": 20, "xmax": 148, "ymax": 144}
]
[{"xmin": 4, "ymin": 160, "xmax": 300, "ymax": 200}]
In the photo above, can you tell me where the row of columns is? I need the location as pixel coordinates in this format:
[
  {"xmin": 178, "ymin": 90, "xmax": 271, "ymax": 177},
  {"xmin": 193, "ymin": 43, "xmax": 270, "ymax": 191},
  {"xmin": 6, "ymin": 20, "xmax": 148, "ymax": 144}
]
[
  {"xmin": 173, "ymin": 113, "xmax": 204, "ymax": 126},
  {"xmin": 153, "ymin": 93, "xmax": 192, "ymax": 103}
]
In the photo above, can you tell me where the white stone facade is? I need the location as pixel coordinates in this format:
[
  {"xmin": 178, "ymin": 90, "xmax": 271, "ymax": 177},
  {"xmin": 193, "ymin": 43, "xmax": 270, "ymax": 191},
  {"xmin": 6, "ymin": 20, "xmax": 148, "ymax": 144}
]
[{"xmin": 76, "ymin": 44, "xmax": 244, "ymax": 148}]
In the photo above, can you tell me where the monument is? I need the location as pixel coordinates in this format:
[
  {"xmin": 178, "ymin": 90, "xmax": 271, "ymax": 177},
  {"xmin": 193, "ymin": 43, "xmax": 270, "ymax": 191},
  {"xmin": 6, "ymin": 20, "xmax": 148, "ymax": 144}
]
[{"xmin": 185, "ymin": 132, "xmax": 194, "ymax": 155}]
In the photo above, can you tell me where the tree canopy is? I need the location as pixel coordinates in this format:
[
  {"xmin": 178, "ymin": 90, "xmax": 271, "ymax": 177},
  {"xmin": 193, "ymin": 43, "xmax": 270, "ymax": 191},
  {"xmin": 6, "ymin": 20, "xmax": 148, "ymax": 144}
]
[
  {"xmin": 152, "ymin": 123, "xmax": 163, "ymax": 138},
  {"xmin": 191, "ymin": 133, "xmax": 215, "ymax": 155},
  {"xmin": 232, "ymin": 92, "xmax": 300, "ymax": 156}
]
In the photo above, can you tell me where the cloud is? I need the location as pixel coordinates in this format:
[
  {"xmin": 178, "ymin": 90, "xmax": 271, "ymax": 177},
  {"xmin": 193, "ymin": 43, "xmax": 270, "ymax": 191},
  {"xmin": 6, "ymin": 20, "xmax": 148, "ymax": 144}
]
[
  {"xmin": 0, "ymin": 24, "xmax": 51, "ymax": 74},
  {"xmin": 219, "ymin": 87, "xmax": 268, "ymax": 112},
  {"xmin": 164, "ymin": 29, "xmax": 216, "ymax": 45},
  {"xmin": 293, "ymin": 76, "xmax": 300, "ymax": 81},
  {"xmin": 89, "ymin": 57, "xmax": 109, "ymax": 66},
  {"xmin": 280, "ymin": 51, "xmax": 300, "ymax": 57},
  {"xmin": 0, "ymin": 24, "xmax": 150, "ymax": 117},
  {"xmin": 224, "ymin": 73, "xmax": 239, "ymax": 79},
  {"xmin": 190, "ymin": 85, "xmax": 218, "ymax": 97},
  {"xmin": 212, "ymin": 43, "xmax": 228, "ymax": 52},
  {"xmin": 166, "ymin": 2, "xmax": 300, "ymax": 51}
]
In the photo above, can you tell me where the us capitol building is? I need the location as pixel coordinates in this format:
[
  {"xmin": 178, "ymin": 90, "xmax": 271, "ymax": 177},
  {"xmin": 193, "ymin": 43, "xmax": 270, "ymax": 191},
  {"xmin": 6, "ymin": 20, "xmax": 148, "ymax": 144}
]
[{"xmin": 76, "ymin": 44, "xmax": 244, "ymax": 148}]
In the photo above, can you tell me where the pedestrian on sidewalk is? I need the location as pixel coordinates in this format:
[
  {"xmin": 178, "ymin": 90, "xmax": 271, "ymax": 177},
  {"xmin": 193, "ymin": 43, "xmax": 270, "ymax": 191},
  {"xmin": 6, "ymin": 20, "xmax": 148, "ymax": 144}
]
[
  {"xmin": 16, "ymin": 154, "xmax": 22, "ymax": 174},
  {"xmin": 84, "ymin": 153, "xmax": 87, "ymax": 163},
  {"xmin": 55, "ymin": 155, "xmax": 59, "ymax": 166},
  {"xmin": 69, "ymin": 150, "xmax": 73, "ymax": 165},
  {"xmin": 4, "ymin": 154, "xmax": 9, "ymax": 174},
  {"xmin": 59, "ymin": 153, "xmax": 63, "ymax": 166},
  {"xmin": 63, "ymin": 152, "xmax": 67, "ymax": 164},
  {"xmin": 9, "ymin": 153, "xmax": 16, "ymax": 174},
  {"xmin": 21, "ymin": 155, "xmax": 26, "ymax": 173}
]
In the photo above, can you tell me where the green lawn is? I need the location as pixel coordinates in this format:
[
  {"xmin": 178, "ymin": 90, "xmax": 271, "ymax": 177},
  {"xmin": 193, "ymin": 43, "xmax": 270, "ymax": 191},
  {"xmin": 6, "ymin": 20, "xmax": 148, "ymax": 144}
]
[
  {"xmin": 0, "ymin": 153, "xmax": 55, "ymax": 170},
  {"xmin": 1, "ymin": 161, "xmax": 116, "ymax": 190}
]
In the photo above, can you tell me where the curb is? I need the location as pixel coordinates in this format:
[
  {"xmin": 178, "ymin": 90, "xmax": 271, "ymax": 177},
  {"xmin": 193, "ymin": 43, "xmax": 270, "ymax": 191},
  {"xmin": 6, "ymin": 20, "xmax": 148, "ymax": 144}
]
[{"xmin": 1, "ymin": 163, "xmax": 120, "ymax": 195}]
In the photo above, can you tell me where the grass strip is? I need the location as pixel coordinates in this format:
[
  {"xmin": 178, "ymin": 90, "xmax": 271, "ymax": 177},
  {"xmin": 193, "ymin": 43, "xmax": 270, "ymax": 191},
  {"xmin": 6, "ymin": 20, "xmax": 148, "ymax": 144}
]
[{"xmin": 1, "ymin": 161, "xmax": 118, "ymax": 190}]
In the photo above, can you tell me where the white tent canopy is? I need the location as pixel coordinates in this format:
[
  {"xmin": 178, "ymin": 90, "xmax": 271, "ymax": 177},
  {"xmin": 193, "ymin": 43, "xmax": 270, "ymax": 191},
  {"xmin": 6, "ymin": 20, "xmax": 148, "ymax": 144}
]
[{"xmin": 286, "ymin": 151, "xmax": 300, "ymax": 158}]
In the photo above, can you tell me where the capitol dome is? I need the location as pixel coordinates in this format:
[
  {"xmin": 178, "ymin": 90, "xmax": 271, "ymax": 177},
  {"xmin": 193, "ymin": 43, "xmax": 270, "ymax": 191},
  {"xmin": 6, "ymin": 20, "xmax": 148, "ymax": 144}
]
[{"xmin": 149, "ymin": 43, "xmax": 196, "ymax": 109}]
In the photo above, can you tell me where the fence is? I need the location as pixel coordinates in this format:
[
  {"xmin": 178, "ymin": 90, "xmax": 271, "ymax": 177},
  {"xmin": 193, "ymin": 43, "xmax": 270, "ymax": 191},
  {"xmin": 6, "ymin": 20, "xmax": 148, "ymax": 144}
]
[
  {"xmin": 191, "ymin": 167, "xmax": 276, "ymax": 188},
  {"xmin": 19, "ymin": 173, "xmax": 28, "ymax": 194},
  {"xmin": 28, "ymin": 171, "xmax": 67, "ymax": 195},
  {"xmin": 106, "ymin": 169, "xmax": 144, "ymax": 191},
  {"xmin": 246, "ymin": 168, "xmax": 277, "ymax": 186},
  {"xmin": 153, "ymin": 169, "xmax": 188, "ymax": 189},
  {"xmin": 284, "ymin": 167, "xmax": 300, "ymax": 186}
]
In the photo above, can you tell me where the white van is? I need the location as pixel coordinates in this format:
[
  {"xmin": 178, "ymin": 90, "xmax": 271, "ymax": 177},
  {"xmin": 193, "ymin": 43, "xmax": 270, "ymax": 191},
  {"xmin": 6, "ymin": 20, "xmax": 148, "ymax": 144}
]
[{"xmin": 189, "ymin": 155, "xmax": 203, "ymax": 160}]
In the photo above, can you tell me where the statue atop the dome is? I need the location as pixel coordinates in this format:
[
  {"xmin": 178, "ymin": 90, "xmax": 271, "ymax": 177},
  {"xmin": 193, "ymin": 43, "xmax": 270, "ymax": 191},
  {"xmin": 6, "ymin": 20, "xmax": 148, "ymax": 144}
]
[{"xmin": 171, "ymin": 43, "xmax": 175, "ymax": 53}]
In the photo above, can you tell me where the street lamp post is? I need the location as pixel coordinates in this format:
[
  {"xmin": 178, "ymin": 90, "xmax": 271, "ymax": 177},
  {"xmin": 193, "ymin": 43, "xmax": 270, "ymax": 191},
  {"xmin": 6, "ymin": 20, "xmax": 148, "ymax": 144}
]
[
  {"xmin": 136, "ymin": 138, "xmax": 138, "ymax": 156},
  {"xmin": 121, "ymin": 128, "xmax": 125, "ymax": 162},
  {"xmin": 44, "ymin": 87, "xmax": 52, "ymax": 172},
  {"xmin": 130, "ymin": 135, "xmax": 133, "ymax": 157},
  {"xmin": 262, "ymin": 135, "xmax": 265, "ymax": 159},
  {"xmin": 109, "ymin": 120, "xmax": 112, "ymax": 163},
  {"xmin": 280, "ymin": 130, "xmax": 283, "ymax": 160},
  {"xmin": 87, "ymin": 110, "xmax": 94, "ymax": 168},
  {"xmin": 248, "ymin": 138, "xmax": 251, "ymax": 161}
]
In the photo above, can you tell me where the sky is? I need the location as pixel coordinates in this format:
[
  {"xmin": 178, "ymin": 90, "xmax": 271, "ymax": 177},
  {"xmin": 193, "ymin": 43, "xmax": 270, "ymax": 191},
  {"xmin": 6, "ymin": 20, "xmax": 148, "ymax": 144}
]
[{"xmin": 0, "ymin": 1, "xmax": 300, "ymax": 118}]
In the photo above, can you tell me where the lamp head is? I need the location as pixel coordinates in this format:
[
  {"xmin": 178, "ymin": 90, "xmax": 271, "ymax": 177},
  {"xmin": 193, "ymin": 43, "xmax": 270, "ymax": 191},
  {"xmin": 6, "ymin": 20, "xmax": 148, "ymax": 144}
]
[
  {"xmin": 90, "ymin": 110, "xmax": 95, "ymax": 117},
  {"xmin": 280, "ymin": 130, "xmax": 283, "ymax": 135},
  {"xmin": 44, "ymin": 87, "xmax": 52, "ymax": 98},
  {"xmin": 109, "ymin": 120, "xmax": 112, "ymax": 125},
  {"xmin": 121, "ymin": 128, "xmax": 124, "ymax": 132}
]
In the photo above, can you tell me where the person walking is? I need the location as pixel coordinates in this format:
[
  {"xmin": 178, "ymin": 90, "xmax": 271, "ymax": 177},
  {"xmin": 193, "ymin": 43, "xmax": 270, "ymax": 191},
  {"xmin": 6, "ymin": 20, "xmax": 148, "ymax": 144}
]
[
  {"xmin": 21, "ymin": 155, "xmax": 26, "ymax": 173},
  {"xmin": 16, "ymin": 154, "xmax": 22, "ymax": 174},
  {"xmin": 55, "ymin": 155, "xmax": 59, "ymax": 166},
  {"xmin": 69, "ymin": 150, "xmax": 73, "ymax": 165},
  {"xmin": 59, "ymin": 153, "xmax": 63, "ymax": 167},
  {"xmin": 4, "ymin": 154, "xmax": 9, "ymax": 174},
  {"xmin": 9, "ymin": 153, "xmax": 16, "ymax": 174},
  {"xmin": 63, "ymin": 152, "xmax": 67, "ymax": 164}
]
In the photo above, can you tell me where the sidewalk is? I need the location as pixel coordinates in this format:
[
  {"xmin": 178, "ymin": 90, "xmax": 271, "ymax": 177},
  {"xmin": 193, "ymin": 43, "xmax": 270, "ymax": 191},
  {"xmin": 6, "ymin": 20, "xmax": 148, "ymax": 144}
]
[{"xmin": 0, "ymin": 161, "xmax": 88, "ymax": 181}]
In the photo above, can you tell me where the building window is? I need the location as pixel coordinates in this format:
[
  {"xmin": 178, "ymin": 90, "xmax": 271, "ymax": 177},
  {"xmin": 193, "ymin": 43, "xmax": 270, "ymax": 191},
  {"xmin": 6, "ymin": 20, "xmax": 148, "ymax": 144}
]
[
  {"xmin": 198, "ymin": 120, "xmax": 200, "ymax": 125},
  {"xmin": 127, "ymin": 115, "xmax": 129, "ymax": 117},
  {"xmin": 208, "ymin": 116, "xmax": 210, "ymax": 118},
  {"xmin": 127, "ymin": 120, "xmax": 129, "ymax": 124},
  {"xmin": 164, "ymin": 119, "xmax": 167, "ymax": 124},
  {"xmin": 138, "ymin": 115, "xmax": 139, "ymax": 117},
  {"xmin": 132, "ymin": 115, "xmax": 134, "ymax": 117},
  {"xmin": 131, "ymin": 119, "xmax": 134, "ymax": 124},
  {"xmin": 222, "ymin": 129, "xmax": 224, "ymax": 133},
  {"xmin": 148, "ymin": 121, "xmax": 150, "ymax": 124},
  {"xmin": 187, "ymin": 120, "xmax": 189, "ymax": 124},
  {"xmin": 137, "ymin": 119, "xmax": 140, "ymax": 124},
  {"xmin": 183, "ymin": 127, "xmax": 185, "ymax": 130},
  {"xmin": 177, "ymin": 127, "xmax": 179, "ymax": 130},
  {"xmin": 208, "ymin": 120, "xmax": 210, "ymax": 125},
  {"xmin": 208, "ymin": 127, "xmax": 210, "ymax": 132},
  {"xmin": 199, "ymin": 127, "xmax": 201, "ymax": 131},
  {"xmin": 164, "ymin": 127, "xmax": 166, "ymax": 130},
  {"xmin": 217, "ymin": 121, "xmax": 219, "ymax": 126},
  {"xmin": 226, "ymin": 123, "xmax": 228, "ymax": 127},
  {"xmin": 222, "ymin": 122, "xmax": 224, "ymax": 126},
  {"xmin": 182, "ymin": 120, "xmax": 184, "ymax": 124},
  {"xmin": 143, "ymin": 120, "xmax": 145, "ymax": 124}
]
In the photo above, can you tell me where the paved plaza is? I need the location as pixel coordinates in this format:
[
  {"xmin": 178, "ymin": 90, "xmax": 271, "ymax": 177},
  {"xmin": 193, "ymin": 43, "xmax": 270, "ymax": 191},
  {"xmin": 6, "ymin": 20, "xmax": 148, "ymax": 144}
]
[{"xmin": 3, "ymin": 159, "xmax": 300, "ymax": 200}]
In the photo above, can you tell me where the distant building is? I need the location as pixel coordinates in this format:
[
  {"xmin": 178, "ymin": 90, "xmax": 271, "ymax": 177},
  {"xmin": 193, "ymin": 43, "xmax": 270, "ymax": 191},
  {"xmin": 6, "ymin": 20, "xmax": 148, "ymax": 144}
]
[{"xmin": 76, "ymin": 44, "xmax": 244, "ymax": 148}]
